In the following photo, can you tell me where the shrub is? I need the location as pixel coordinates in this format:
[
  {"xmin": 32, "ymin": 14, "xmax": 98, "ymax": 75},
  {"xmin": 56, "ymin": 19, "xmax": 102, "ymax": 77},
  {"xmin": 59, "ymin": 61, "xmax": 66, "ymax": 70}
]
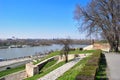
[
  {"xmin": 79, "ymin": 48, "xmax": 83, "ymax": 51},
  {"xmin": 74, "ymin": 54, "xmax": 79, "ymax": 58},
  {"xmin": 76, "ymin": 50, "xmax": 102, "ymax": 80}
]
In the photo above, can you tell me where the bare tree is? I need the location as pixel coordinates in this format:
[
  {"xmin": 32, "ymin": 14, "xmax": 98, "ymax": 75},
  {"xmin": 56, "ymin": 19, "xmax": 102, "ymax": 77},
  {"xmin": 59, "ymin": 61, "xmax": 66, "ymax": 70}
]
[
  {"xmin": 59, "ymin": 39, "xmax": 72, "ymax": 63},
  {"xmin": 74, "ymin": 0, "xmax": 120, "ymax": 52}
]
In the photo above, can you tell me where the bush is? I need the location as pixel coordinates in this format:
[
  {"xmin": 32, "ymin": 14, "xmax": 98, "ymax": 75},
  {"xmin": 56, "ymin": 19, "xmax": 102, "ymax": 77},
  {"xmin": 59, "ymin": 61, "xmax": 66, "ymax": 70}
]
[
  {"xmin": 79, "ymin": 48, "xmax": 83, "ymax": 51},
  {"xmin": 74, "ymin": 54, "xmax": 79, "ymax": 58},
  {"xmin": 95, "ymin": 53, "xmax": 108, "ymax": 80},
  {"xmin": 76, "ymin": 75, "xmax": 95, "ymax": 80}
]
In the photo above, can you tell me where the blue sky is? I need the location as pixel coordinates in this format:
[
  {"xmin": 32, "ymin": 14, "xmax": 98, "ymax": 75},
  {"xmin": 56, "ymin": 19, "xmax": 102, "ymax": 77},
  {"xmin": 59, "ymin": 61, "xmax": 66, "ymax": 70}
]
[{"xmin": 0, "ymin": 0, "xmax": 90, "ymax": 39}]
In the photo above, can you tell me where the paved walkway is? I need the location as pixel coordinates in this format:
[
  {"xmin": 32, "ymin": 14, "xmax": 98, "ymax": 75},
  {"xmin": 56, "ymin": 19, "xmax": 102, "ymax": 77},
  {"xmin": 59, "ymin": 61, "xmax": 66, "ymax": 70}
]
[
  {"xmin": 38, "ymin": 57, "xmax": 83, "ymax": 80},
  {"xmin": 105, "ymin": 53, "xmax": 120, "ymax": 80}
]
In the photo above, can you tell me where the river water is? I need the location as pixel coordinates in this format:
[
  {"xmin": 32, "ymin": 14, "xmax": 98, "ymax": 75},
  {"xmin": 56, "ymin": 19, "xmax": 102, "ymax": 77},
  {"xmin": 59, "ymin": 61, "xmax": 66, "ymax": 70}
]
[{"xmin": 0, "ymin": 44, "xmax": 87, "ymax": 59}]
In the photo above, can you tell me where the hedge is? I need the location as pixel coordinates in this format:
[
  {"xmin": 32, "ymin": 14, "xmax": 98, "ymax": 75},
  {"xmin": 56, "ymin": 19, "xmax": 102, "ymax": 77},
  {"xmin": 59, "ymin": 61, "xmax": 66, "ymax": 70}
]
[{"xmin": 76, "ymin": 50, "xmax": 102, "ymax": 80}]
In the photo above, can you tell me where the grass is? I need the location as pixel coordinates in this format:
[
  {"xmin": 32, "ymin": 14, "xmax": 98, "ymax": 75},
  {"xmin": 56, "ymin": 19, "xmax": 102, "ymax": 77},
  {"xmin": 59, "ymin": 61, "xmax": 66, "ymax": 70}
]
[
  {"xmin": 0, "ymin": 65, "xmax": 25, "ymax": 78},
  {"xmin": 69, "ymin": 49, "xmax": 95, "ymax": 54},
  {"xmin": 40, "ymin": 60, "xmax": 57, "ymax": 71},
  {"xmin": 57, "ymin": 56, "xmax": 90, "ymax": 80},
  {"xmin": 95, "ymin": 53, "xmax": 108, "ymax": 80},
  {"xmin": 75, "ymin": 50, "xmax": 102, "ymax": 80},
  {"xmin": 25, "ymin": 61, "xmax": 65, "ymax": 80},
  {"xmin": 34, "ymin": 50, "xmax": 95, "ymax": 65},
  {"xmin": 33, "ymin": 51, "xmax": 60, "ymax": 65}
]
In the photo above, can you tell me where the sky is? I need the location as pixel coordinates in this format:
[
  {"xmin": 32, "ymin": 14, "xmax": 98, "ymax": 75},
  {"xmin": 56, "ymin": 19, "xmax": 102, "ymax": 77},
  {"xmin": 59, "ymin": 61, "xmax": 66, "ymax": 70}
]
[{"xmin": 0, "ymin": 0, "xmax": 90, "ymax": 39}]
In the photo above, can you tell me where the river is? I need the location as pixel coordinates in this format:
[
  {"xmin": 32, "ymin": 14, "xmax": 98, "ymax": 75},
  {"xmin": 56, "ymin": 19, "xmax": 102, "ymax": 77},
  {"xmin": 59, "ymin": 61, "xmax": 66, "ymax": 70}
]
[{"xmin": 0, "ymin": 44, "xmax": 87, "ymax": 59}]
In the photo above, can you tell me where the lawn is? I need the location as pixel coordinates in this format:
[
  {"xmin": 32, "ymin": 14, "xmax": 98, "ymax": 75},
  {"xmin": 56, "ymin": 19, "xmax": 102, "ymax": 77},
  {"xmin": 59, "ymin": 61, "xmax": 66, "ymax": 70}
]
[
  {"xmin": 57, "ymin": 50, "xmax": 96, "ymax": 80},
  {"xmin": 33, "ymin": 51, "xmax": 60, "ymax": 65},
  {"xmin": 34, "ymin": 49, "xmax": 95, "ymax": 65},
  {"xmin": 40, "ymin": 60, "xmax": 57, "ymax": 71},
  {"xmin": 0, "ymin": 65, "xmax": 25, "ymax": 78},
  {"xmin": 69, "ymin": 49, "xmax": 95, "ymax": 54},
  {"xmin": 57, "ymin": 56, "xmax": 90, "ymax": 80}
]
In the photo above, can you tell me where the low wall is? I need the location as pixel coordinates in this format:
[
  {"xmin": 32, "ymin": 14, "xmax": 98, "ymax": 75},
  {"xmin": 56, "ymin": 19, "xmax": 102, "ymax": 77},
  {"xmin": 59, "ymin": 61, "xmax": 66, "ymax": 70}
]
[
  {"xmin": 56, "ymin": 54, "xmax": 88, "ymax": 63},
  {"xmin": 58, "ymin": 54, "xmax": 74, "ymax": 62},
  {"xmin": 25, "ymin": 62, "xmax": 39, "ymax": 77},
  {"xmin": 83, "ymin": 44, "xmax": 110, "ymax": 52},
  {"xmin": 26, "ymin": 56, "xmax": 56, "ymax": 77},
  {"xmin": 83, "ymin": 45, "xmax": 93, "ymax": 50},
  {"xmin": 93, "ymin": 43, "xmax": 110, "ymax": 52}
]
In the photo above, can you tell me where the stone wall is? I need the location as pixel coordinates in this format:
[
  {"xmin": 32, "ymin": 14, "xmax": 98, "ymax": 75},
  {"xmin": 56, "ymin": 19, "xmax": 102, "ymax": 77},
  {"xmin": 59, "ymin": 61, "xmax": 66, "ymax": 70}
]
[
  {"xmin": 58, "ymin": 55, "xmax": 73, "ymax": 62},
  {"xmin": 25, "ymin": 57, "xmax": 56, "ymax": 77},
  {"xmin": 25, "ymin": 62, "xmax": 39, "ymax": 77},
  {"xmin": 83, "ymin": 44, "xmax": 110, "ymax": 52},
  {"xmin": 93, "ymin": 43, "xmax": 110, "ymax": 52},
  {"xmin": 58, "ymin": 54, "xmax": 87, "ymax": 62},
  {"xmin": 83, "ymin": 45, "xmax": 93, "ymax": 50}
]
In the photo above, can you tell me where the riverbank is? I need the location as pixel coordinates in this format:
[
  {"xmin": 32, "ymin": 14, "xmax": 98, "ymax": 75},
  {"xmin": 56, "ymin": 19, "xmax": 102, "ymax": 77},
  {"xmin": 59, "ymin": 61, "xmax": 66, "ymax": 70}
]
[
  {"xmin": 0, "ymin": 53, "xmax": 49, "ymax": 72},
  {"xmin": 0, "ymin": 44, "xmax": 87, "ymax": 59},
  {"xmin": 0, "ymin": 57, "xmax": 31, "ymax": 67},
  {"xmin": 0, "ymin": 48, "xmax": 94, "ymax": 80},
  {"xmin": 0, "ymin": 44, "xmax": 89, "ymax": 72}
]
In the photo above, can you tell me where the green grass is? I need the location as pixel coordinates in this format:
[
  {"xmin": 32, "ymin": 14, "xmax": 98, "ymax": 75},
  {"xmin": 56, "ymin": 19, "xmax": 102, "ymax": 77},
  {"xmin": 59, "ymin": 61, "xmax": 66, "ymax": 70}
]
[
  {"xmin": 0, "ymin": 65, "xmax": 25, "ymax": 78},
  {"xmin": 69, "ymin": 50, "xmax": 95, "ymax": 54},
  {"xmin": 41, "ymin": 60, "xmax": 57, "ymax": 71},
  {"xmin": 33, "ymin": 50, "xmax": 95, "ymax": 65},
  {"xmin": 57, "ymin": 56, "xmax": 90, "ymax": 80},
  {"xmin": 75, "ymin": 50, "xmax": 102, "ymax": 80},
  {"xmin": 33, "ymin": 51, "xmax": 60, "ymax": 64},
  {"xmin": 25, "ymin": 61, "xmax": 65, "ymax": 80}
]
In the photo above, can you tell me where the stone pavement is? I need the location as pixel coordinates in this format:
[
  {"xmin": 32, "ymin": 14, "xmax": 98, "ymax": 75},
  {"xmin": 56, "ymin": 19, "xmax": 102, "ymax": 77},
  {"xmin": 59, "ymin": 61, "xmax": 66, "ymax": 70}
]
[
  {"xmin": 105, "ymin": 53, "xmax": 120, "ymax": 80},
  {"xmin": 38, "ymin": 57, "xmax": 82, "ymax": 80}
]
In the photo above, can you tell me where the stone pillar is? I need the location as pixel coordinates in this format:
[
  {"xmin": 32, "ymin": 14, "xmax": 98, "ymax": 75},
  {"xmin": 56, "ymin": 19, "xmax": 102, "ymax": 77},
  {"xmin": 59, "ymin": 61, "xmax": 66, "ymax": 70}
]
[{"xmin": 26, "ymin": 62, "xmax": 39, "ymax": 77}]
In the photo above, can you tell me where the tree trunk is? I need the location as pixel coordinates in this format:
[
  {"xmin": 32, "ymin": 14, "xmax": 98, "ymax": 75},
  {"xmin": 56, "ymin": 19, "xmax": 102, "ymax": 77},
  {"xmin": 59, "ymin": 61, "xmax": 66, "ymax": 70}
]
[
  {"xmin": 109, "ymin": 40, "xmax": 119, "ymax": 52},
  {"xmin": 115, "ymin": 46, "xmax": 119, "ymax": 52},
  {"xmin": 107, "ymin": 38, "xmax": 114, "ymax": 52},
  {"xmin": 109, "ymin": 44, "xmax": 113, "ymax": 52},
  {"xmin": 114, "ymin": 39, "xmax": 119, "ymax": 52},
  {"xmin": 65, "ymin": 53, "xmax": 68, "ymax": 63}
]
